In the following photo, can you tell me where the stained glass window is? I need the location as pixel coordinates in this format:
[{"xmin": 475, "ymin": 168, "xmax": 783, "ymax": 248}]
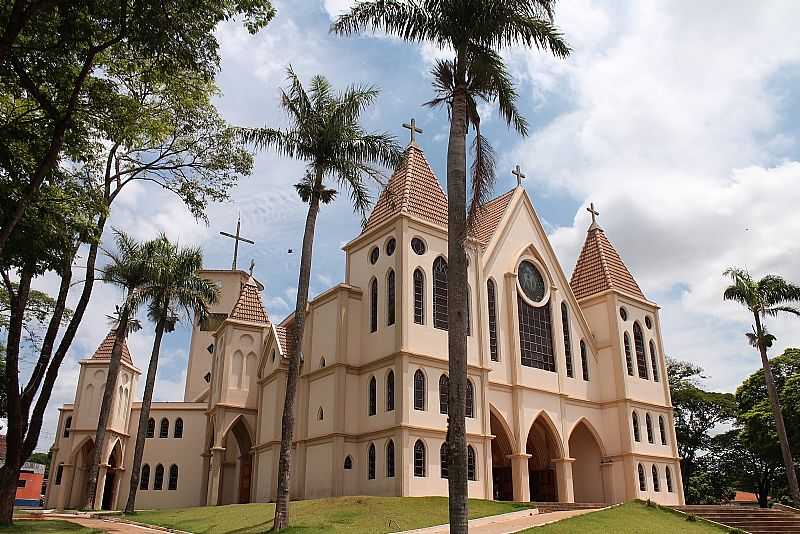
[
  {"xmin": 370, "ymin": 278, "xmax": 378, "ymax": 333},
  {"xmin": 414, "ymin": 440, "xmax": 426, "ymax": 477},
  {"xmin": 433, "ymin": 257, "xmax": 448, "ymax": 330},
  {"xmin": 387, "ymin": 269, "xmax": 395, "ymax": 326},
  {"xmin": 624, "ymin": 333, "xmax": 634, "ymax": 376},
  {"xmin": 487, "ymin": 280, "xmax": 499, "ymax": 361},
  {"xmin": 562, "ymin": 302, "xmax": 573, "ymax": 377},
  {"xmin": 581, "ymin": 340, "xmax": 589, "ymax": 381},
  {"xmin": 518, "ymin": 296, "xmax": 555, "ymax": 371},
  {"xmin": 518, "ymin": 261, "xmax": 546, "ymax": 302},
  {"xmin": 368, "ymin": 376, "xmax": 377, "ymax": 416},
  {"xmin": 414, "ymin": 269, "xmax": 424, "ymax": 324},
  {"xmin": 650, "ymin": 340, "xmax": 660, "ymax": 382},
  {"xmin": 387, "ymin": 440, "xmax": 395, "ymax": 478},
  {"xmin": 439, "ymin": 374, "xmax": 449, "ymax": 415},
  {"xmin": 632, "ymin": 411, "xmax": 640, "ymax": 442},
  {"xmin": 368, "ymin": 443, "xmax": 376, "ymax": 480},
  {"xmin": 386, "ymin": 370, "xmax": 395, "ymax": 411},
  {"xmin": 638, "ymin": 464, "xmax": 646, "ymax": 491},
  {"xmin": 634, "ymin": 323, "xmax": 648, "ymax": 379},
  {"xmin": 467, "ymin": 445, "xmax": 476, "ymax": 481},
  {"xmin": 414, "ymin": 370, "xmax": 425, "ymax": 410},
  {"xmin": 411, "ymin": 237, "xmax": 426, "ymax": 255},
  {"xmin": 440, "ymin": 443, "xmax": 448, "ymax": 479},
  {"xmin": 466, "ymin": 380, "xmax": 474, "ymax": 418}
]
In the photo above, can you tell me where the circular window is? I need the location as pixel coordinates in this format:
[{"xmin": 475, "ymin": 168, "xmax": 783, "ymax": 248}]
[
  {"xmin": 411, "ymin": 237, "xmax": 426, "ymax": 255},
  {"xmin": 369, "ymin": 246, "xmax": 379, "ymax": 264},
  {"xmin": 620, "ymin": 307, "xmax": 628, "ymax": 321},
  {"xmin": 517, "ymin": 261, "xmax": 547, "ymax": 303},
  {"xmin": 645, "ymin": 316, "xmax": 652, "ymax": 329},
  {"xmin": 386, "ymin": 237, "xmax": 396, "ymax": 256}
]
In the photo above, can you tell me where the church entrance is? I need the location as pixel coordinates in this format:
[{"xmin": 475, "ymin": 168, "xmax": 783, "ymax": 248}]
[
  {"xmin": 219, "ymin": 418, "xmax": 253, "ymax": 505},
  {"xmin": 526, "ymin": 416, "xmax": 561, "ymax": 502},
  {"xmin": 490, "ymin": 410, "xmax": 514, "ymax": 501},
  {"xmin": 68, "ymin": 439, "xmax": 95, "ymax": 509},
  {"xmin": 569, "ymin": 421, "xmax": 606, "ymax": 503},
  {"xmin": 101, "ymin": 441, "xmax": 122, "ymax": 510}
]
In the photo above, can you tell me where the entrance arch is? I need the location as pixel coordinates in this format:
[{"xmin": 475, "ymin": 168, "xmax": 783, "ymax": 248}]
[
  {"xmin": 526, "ymin": 413, "xmax": 563, "ymax": 502},
  {"xmin": 101, "ymin": 440, "xmax": 123, "ymax": 510},
  {"xmin": 68, "ymin": 438, "xmax": 95, "ymax": 509},
  {"xmin": 219, "ymin": 417, "xmax": 253, "ymax": 504},
  {"xmin": 489, "ymin": 408, "xmax": 515, "ymax": 501},
  {"xmin": 568, "ymin": 419, "xmax": 606, "ymax": 503}
]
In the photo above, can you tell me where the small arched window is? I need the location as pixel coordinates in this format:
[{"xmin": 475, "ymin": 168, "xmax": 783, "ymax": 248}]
[
  {"xmin": 386, "ymin": 370, "xmax": 395, "ymax": 412},
  {"xmin": 271, "ymin": 349, "xmax": 276, "ymax": 363},
  {"xmin": 466, "ymin": 285, "xmax": 471, "ymax": 336},
  {"xmin": 63, "ymin": 416, "xmax": 72, "ymax": 438},
  {"xmin": 414, "ymin": 440, "xmax": 426, "ymax": 477},
  {"xmin": 344, "ymin": 456, "xmax": 353, "ymax": 470},
  {"xmin": 561, "ymin": 302, "xmax": 573, "ymax": 378},
  {"xmin": 637, "ymin": 463, "xmax": 646, "ymax": 492},
  {"xmin": 154, "ymin": 464, "xmax": 164, "ymax": 490},
  {"xmin": 646, "ymin": 413, "xmax": 654, "ymax": 444},
  {"xmin": 650, "ymin": 340, "xmax": 660, "ymax": 382},
  {"xmin": 413, "ymin": 268, "xmax": 425, "ymax": 324},
  {"xmin": 440, "ymin": 443, "xmax": 448, "ymax": 479},
  {"xmin": 370, "ymin": 278, "xmax": 378, "ymax": 333},
  {"xmin": 659, "ymin": 416, "xmax": 667, "ymax": 445},
  {"xmin": 624, "ymin": 333, "xmax": 634, "ymax": 376},
  {"xmin": 433, "ymin": 257, "xmax": 448, "ymax": 330},
  {"xmin": 386, "ymin": 439, "xmax": 395, "ymax": 478},
  {"xmin": 368, "ymin": 443, "xmax": 376, "ymax": 480},
  {"xmin": 318, "ymin": 407, "xmax": 324, "ymax": 421},
  {"xmin": 159, "ymin": 418, "xmax": 169, "ymax": 438},
  {"xmin": 487, "ymin": 279, "xmax": 499, "ymax": 362},
  {"xmin": 140, "ymin": 464, "xmax": 150, "ymax": 490},
  {"xmin": 168, "ymin": 464, "xmax": 179, "ymax": 491},
  {"xmin": 666, "ymin": 466, "xmax": 674, "ymax": 492},
  {"xmin": 467, "ymin": 445, "xmax": 477, "ymax": 481},
  {"xmin": 55, "ymin": 464, "xmax": 64, "ymax": 485},
  {"xmin": 174, "ymin": 418, "xmax": 183, "ymax": 439},
  {"xmin": 580, "ymin": 340, "xmax": 589, "ymax": 381},
  {"xmin": 414, "ymin": 370, "xmax": 425, "ymax": 411},
  {"xmin": 146, "ymin": 418, "xmax": 155, "ymax": 439},
  {"xmin": 465, "ymin": 380, "xmax": 474, "ymax": 418},
  {"xmin": 634, "ymin": 323, "xmax": 648, "ymax": 379},
  {"xmin": 387, "ymin": 269, "xmax": 396, "ymax": 326},
  {"xmin": 632, "ymin": 411, "xmax": 641, "ymax": 442},
  {"xmin": 652, "ymin": 465, "xmax": 660, "ymax": 492},
  {"xmin": 320, "ymin": 357, "xmax": 326, "ymax": 368},
  {"xmin": 439, "ymin": 374, "xmax": 449, "ymax": 415},
  {"xmin": 368, "ymin": 376, "xmax": 377, "ymax": 416}
]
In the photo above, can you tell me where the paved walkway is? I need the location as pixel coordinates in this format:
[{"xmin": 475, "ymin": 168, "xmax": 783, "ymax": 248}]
[
  {"xmin": 401, "ymin": 508, "xmax": 599, "ymax": 534},
  {"xmin": 45, "ymin": 516, "xmax": 168, "ymax": 533}
]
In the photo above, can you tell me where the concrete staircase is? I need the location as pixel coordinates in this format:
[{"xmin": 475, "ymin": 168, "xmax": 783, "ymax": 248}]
[
  {"xmin": 530, "ymin": 502, "xmax": 606, "ymax": 513},
  {"xmin": 674, "ymin": 505, "xmax": 800, "ymax": 533}
]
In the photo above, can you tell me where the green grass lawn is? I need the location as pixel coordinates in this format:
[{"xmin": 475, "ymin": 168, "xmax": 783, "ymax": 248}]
[
  {"xmin": 0, "ymin": 519, "xmax": 102, "ymax": 533},
  {"xmin": 526, "ymin": 501, "xmax": 727, "ymax": 533},
  {"xmin": 129, "ymin": 496, "xmax": 532, "ymax": 533}
]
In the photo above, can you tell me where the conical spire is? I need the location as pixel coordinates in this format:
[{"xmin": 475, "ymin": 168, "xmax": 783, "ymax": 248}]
[
  {"xmin": 90, "ymin": 330, "xmax": 133, "ymax": 365},
  {"xmin": 229, "ymin": 277, "xmax": 270, "ymax": 325}
]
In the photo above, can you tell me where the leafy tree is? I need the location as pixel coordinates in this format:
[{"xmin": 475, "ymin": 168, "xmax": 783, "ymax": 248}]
[
  {"xmin": 333, "ymin": 2, "xmax": 569, "ymax": 530},
  {"xmin": 124, "ymin": 235, "xmax": 218, "ymax": 513},
  {"xmin": 724, "ymin": 268, "xmax": 800, "ymax": 503},
  {"xmin": 27, "ymin": 452, "xmax": 50, "ymax": 478},
  {"xmin": 0, "ymin": 346, "xmax": 5, "ymax": 422},
  {"xmin": 712, "ymin": 429, "xmax": 781, "ymax": 508},
  {"xmin": 239, "ymin": 67, "xmax": 402, "ymax": 529},
  {"xmin": 0, "ymin": 282, "xmax": 73, "ymax": 354}
]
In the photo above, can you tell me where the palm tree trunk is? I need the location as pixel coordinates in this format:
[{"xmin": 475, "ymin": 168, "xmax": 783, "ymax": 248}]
[
  {"xmin": 273, "ymin": 176, "xmax": 322, "ymax": 531},
  {"xmin": 446, "ymin": 79, "xmax": 469, "ymax": 534},
  {"xmin": 85, "ymin": 306, "xmax": 130, "ymax": 510},
  {"xmin": 124, "ymin": 314, "xmax": 166, "ymax": 513},
  {"xmin": 753, "ymin": 313, "xmax": 800, "ymax": 504}
]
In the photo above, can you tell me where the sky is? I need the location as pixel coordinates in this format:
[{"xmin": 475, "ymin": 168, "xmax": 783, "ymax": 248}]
[{"xmin": 21, "ymin": 0, "xmax": 800, "ymax": 451}]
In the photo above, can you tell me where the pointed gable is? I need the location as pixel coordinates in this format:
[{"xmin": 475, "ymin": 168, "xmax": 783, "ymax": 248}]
[
  {"xmin": 470, "ymin": 189, "xmax": 515, "ymax": 246},
  {"xmin": 364, "ymin": 143, "xmax": 448, "ymax": 231},
  {"xmin": 229, "ymin": 278, "xmax": 270, "ymax": 325},
  {"xmin": 91, "ymin": 330, "xmax": 133, "ymax": 365},
  {"xmin": 570, "ymin": 225, "xmax": 646, "ymax": 301}
]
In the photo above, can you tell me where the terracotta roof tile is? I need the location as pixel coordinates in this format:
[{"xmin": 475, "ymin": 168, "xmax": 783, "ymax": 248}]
[
  {"xmin": 274, "ymin": 323, "xmax": 295, "ymax": 360},
  {"xmin": 91, "ymin": 329, "xmax": 133, "ymax": 365},
  {"xmin": 229, "ymin": 278, "xmax": 270, "ymax": 325},
  {"xmin": 570, "ymin": 225, "xmax": 646, "ymax": 301},
  {"xmin": 470, "ymin": 189, "xmax": 515, "ymax": 246},
  {"xmin": 364, "ymin": 143, "xmax": 448, "ymax": 231}
]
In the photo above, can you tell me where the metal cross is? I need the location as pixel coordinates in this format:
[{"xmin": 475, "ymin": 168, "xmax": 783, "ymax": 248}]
[
  {"xmin": 402, "ymin": 118, "xmax": 423, "ymax": 144},
  {"xmin": 220, "ymin": 215, "xmax": 255, "ymax": 271},
  {"xmin": 512, "ymin": 165, "xmax": 527, "ymax": 187},
  {"xmin": 587, "ymin": 202, "xmax": 599, "ymax": 225}
]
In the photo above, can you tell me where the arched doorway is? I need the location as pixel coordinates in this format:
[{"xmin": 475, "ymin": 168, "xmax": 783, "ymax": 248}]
[
  {"xmin": 526, "ymin": 415, "xmax": 562, "ymax": 502},
  {"xmin": 101, "ymin": 442, "xmax": 122, "ymax": 510},
  {"xmin": 69, "ymin": 439, "xmax": 95, "ymax": 509},
  {"xmin": 569, "ymin": 420, "xmax": 606, "ymax": 503},
  {"xmin": 490, "ymin": 410, "xmax": 515, "ymax": 501},
  {"xmin": 219, "ymin": 418, "xmax": 253, "ymax": 505}
]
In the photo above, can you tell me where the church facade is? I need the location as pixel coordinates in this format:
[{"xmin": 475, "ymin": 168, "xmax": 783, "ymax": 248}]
[{"xmin": 44, "ymin": 140, "xmax": 685, "ymax": 511}]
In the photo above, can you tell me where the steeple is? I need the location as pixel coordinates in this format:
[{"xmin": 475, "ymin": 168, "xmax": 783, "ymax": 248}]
[
  {"xmin": 90, "ymin": 329, "xmax": 133, "ymax": 365},
  {"xmin": 229, "ymin": 277, "xmax": 270, "ymax": 325}
]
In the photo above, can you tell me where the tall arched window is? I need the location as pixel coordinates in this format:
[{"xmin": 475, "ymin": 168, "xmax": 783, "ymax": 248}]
[
  {"xmin": 466, "ymin": 286, "xmax": 471, "ymax": 336},
  {"xmin": 561, "ymin": 302, "xmax": 573, "ymax": 378},
  {"xmin": 632, "ymin": 411, "xmax": 641, "ymax": 442},
  {"xmin": 386, "ymin": 440, "xmax": 395, "ymax": 478},
  {"xmin": 659, "ymin": 416, "xmax": 667, "ymax": 445},
  {"xmin": 487, "ymin": 279, "xmax": 499, "ymax": 361},
  {"xmin": 370, "ymin": 278, "xmax": 378, "ymax": 333},
  {"xmin": 344, "ymin": 456, "xmax": 353, "ymax": 470},
  {"xmin": 140, "ymin": 464, "xmax": 150, "ymax": 490},
  {"xmin": 154, "ymin": 464, "xmax": 165, "ymax": 490},
  {"xmin": 466, "ymin": 380, "xmax": 475, "ymax": 418},
  {"xmin": 386, "ymin": 370, "xmax": 395, "ymax": 412},
  {"xmin": 168, "ymin": 464, "xmax": 179, "ymax": 490},
  {"xmin": 439, "ymin": 374, "xmax": 449, "ymax": 415},
  {"xmin": 174, "ymin": 418, "xmax": 183, "ymax": 439},
  {"xmin": 467, "ymin": 445, "xmax": 477, "ymax": 481},
  {"xmin": 368, "ymin": 376, "xmax": 377, "ymax": 416},
  {"xmin": 649, "ymin": 340, "xmax": 660, "ymax": 382},
  {"xmin": 146, "ymin": 418, "xmax": 155, "ymax": 438},
  {"xmin": 652, "ymin": 465, "xmax": 660, "ymax": 492},
  {"xmin": 637, "ymin": 463, "xmax": 646, "ymax": 492},
  {"xmin": 413, "ymin": 268, "xmax": 425, "ymax": 324},
  {"xmin": 63, "ymin": 416, "xmax": 72, "ymax": 438},
  {"xmin": 414, "ymin": 370, "xmax": 425, "ymax": 411},
  {"xmin": 624, "ymin": 333, "xmax": 634, "ymax": 376},
  {"xmin": 580, "ymin": 340, "xmax": 589, "ymax": 381},
  {"xmin": 518, "ymin": 296, "xmax": 555, "ymax": 371},
  {"xmin": 440, "ymin": 443, "xmax": 448, "ymax": 479},
  {"xmin": 414, "ymin": 440, "xmax": 426, "ymax": 477},
  {"xmin": 666, "ymin": 466, "xmax": 674, "ymax": 492},
  {"xmin": 634, "ymin": 323, "xmax": 648, "ymax": 379},
  {"xmin": 317, "ymin": 407, "xmax": 324, "ymax": 420},
  {"xmin": 55, "ymin": 464, "xmax": 63, "ymax": 485},
  {"xmin": 368, "ymin": 443, "xmax": 376, "ymax": 480},
  {"xmin": 159, "ymin": 418, "xmax": 169, "ymax": 438},
  {"xmin": 646, "ymin": 413, "xmax": 654, "ymax": 443},
  {"xmin": 387, "ymin": 269, "xmax": 396, "ymax": 326},
  {"xmin": 433, "ymin": 257, "xmax": 448, "ymax": 330}
]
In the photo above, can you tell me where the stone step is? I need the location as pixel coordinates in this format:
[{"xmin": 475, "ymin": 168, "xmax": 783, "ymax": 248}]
[{"xmin": 672, "ymin": 504, "xmax": 800, "ymax": 534}]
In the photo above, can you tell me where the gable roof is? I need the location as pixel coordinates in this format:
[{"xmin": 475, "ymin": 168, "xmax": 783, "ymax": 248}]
[
  {"xmin": 570, "ymin": 224, "xmax": 646, "ymax": 301},
  {"xmin": 470, "ymin": 188, "xmax": 515, "ymax": 246},
  {"xmin": 274, "ymin": 323, "xmax": 296, "ymax": 360},
  {"xmin": 90, "ymin": 329, "xmax": 133, "ymax": 365},
  {"xmin": 229, "ymin": 278, "xmax": 270, "ymax": 325},
  {"xmin": 364, "ymin": 143, "xmax": 448, "ymax": 231}
]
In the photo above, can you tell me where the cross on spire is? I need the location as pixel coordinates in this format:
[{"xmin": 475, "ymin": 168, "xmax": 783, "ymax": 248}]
[
  {"xmin": 512, "ymin": 165, "xmax": 526, "ymax": 187},
  {"xmin": 402, "ymin": 118, "xmax": 423, "ymax": 145},
  {"xmin": 220, "ymin": 215, "xmax": 255, "ymax": 271},
  {"xmin": 587, "ymin": 202, "xmax": 600, "ymax": 230}
]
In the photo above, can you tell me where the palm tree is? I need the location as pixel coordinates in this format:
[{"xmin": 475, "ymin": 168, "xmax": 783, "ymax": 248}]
[
  {"xmin": 84, "ymin": 230, "xmax": 153, "ymax": 509},
  {"xmin": 724, "ymin": 267, "xmax": 800, "ymax": 504},
  {"xmin": 333, "ymin": 2, "xmax": 569, "ymax": 529},
  {"xmin": 239, "ymin": 67, "xmax": 402, "ymax": 530},
  {"xmin": 124, "ymin": 235, "xmax": 218, "ymax": 513}
]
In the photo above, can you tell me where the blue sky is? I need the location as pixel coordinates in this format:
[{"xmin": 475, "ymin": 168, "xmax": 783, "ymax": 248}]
[{"xmin": 27, "ymin": 0, "xmax": 800, "ymax": 450}]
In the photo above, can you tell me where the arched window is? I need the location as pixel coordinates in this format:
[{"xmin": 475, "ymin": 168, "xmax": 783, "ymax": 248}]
[
  {"xmin": 466, "ymin": 380, "xmax": 474, "ymax": 418},
  {"xmin": 466, "ymin": 285, "xmax": 471, "ymax": 337},
  {"xmin": 320, "ymin": 357, "xmax": 326, "ymax": 368},
  {"xmin": 159, "ymin": 418, "xmax": 169, "ymax": 438},
  {"xmin": 386, "ymin": 370, "xmax": 395, "ymax": 412},
  {"xmin": 439, "ymin": 374, "xmax": 449, "ymax": 415},
  {"xmin": 386, "ymin": 440, "xmax": 395, "ymax": 478},
  {"xmin": 637, "ymin": 463, "xmax": 646, "ymax": 492},
  {"xmin": 440, "ymin": 443, "xmax": 448, "ymax": 479},
  {"xmin": 580, "ymin": 340, "xmax": 589, "ymax": 381},
  {"xmin": 368, "ymin": 376, "xmax": 377, "ymax": 416},
  {"xmin": 63, "ymin": 416, "xmax": 72, "ymax": 438},
  {"xmin": 387, "ymin": 269, "xmax": 396, "ymax": 326},
  {"xmin": 55, "ymin": 464, "xmax": 64, "ymax": 485},
  {"xmin": 271, "ymin": 349, "xmax": 276, "ymax": 363},
  {"xmin": 174, "ymin": 418, "xmax": 183, "ymax": 439},
  {"xmin": 650, "ymin": 340, "xmax": 660, "ymax": 382},
  {"xmin": 467, "ymin": 445, "xmax": 477, "ymax": 481},
  {"xmin": 413, "ymin": 268, "xmax": 425, "ymax": 324},
  {"xmin": 154, "ymin": 464, "xmax": 164, "ymax": 490},
  {"xmin": 370, "ymin": 278, "xmax": 378, "ymax": 333},
  {"xmin": 632, "ymin": 411, "xmax": 641, "ymax": 442},
  {"xmin": 659, "ymin": 416, "xmax": 667, "ymax": 445},
  {"xmin": 140, "ymin": 464, "xmax": 150, "ymax": 490},
  {"xmin": 652, "ymin": 465, "xmax": 660, "ymax": 492},
  {"xmin": 368, "ymin": 443, "xmax": 376, "ymax": 480},
  {"xmin": 561, "ymin": 302, "xmax": 574, "ymax": 378},
  {"xmin": 646, "ymin": 413, "xmax": 654, "ymax": 444},
  {"xmin": 318, "ymin": 407, "xmax": 324, "ymax": 421},
  {"xmin": 634, "ymin": 323, "xmax": 648, "ymax": 379},
  {"xmin": 414, "ymin": 370, "xmax": 425, "ymax": 411},
  {"xmin": 518, "ymin": 296, "xmax": 555, "ymax": 371},
  {"xmin": 624, "ymin": 333, "xmax": 634, "ymax": 376},
  {"xmin": 344, "ymin": 456, "xmax": 353, "ymax": 470},
  {"xmin": 414, "ymin": 440, "xmax": 426, "ymax": 477},
  {"xmin": 168, "ymin": 464, "xmax": 179, "ymax": 491},
  {"xmin": 433, "ymin": 257, "xmax": 448, "ymax": 330},
  {"xmin": 666, "ymin": 466, "xmax": 674, "ymax": 492},
  {"xmin": 146, "ymin": 418, "xmax": 155, "ymax": 438},
  {"xmin": 487, "ymin": 279, "xmax": 499, "ymax": 361}
]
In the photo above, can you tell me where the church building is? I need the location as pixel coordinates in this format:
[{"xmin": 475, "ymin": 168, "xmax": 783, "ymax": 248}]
[{"xmin": 44, "ymin": 136, "xmax": 685, "ymax": 511}]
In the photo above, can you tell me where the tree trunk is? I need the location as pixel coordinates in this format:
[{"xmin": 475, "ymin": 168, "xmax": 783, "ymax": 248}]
[
  {"xmin": 0, "ymin": 465, "xmax": 19, "ymax": 526},
  {"xmin": 272, "ymin": 178, "xmax": 322, "ymax": 531},
  {"xmin": 446, "ymin": 80, "xmax": 469, "ymax": 534},
  {"xmin": 754, "ymin": 313, "xmax": 800, "ymax": 504},
  {"xmin": 124, "ymin": 314, "xmax": 166, "ymax": 513},
  {"xmin": 84, "ymin": 307, "xmax": 130, "ymax": 510}
]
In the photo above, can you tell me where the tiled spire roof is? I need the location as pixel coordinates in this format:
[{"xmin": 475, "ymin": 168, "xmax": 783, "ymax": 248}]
[
  {"xmin": 364, "ymin": 143, "xmax": 448, "ymax": 230},
  {"xmin": 229, "ymin": 277, "xmax": 270, "ymax": 325},
  {"xmin": 570, "ymin": 224, "xmax": 646, "ymax": 301},
  {"xmin": 90, "ymin": 330, "xmax": 133, "ymax": 365},
  {"xmin": 274, "ymin": 323, "xmax": 296, "ymax": 360},
  {"xmin": 469, "ymin": 189, "xmax": 515, "ymax": 246}
]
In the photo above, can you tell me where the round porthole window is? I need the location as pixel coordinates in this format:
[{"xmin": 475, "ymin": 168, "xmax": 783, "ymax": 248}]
[
  {"xmin": 517, "ymin": 260, "xmax": 547, "ymax": 304},
  {"xmin": 411, "ymin": 237, "xmax": 426, "ymax": 255},
  {"xmin": 620, "ymin": 307, "xmax": 628, "ymax": 321},
  {"xmin": 645, "ymin": 316, "xmax": 652, "ymax": 329},
  {"xmin": 386, "ymin": 237, "xmax": 396, "ymax": 256},
  {"xmin": 369, "ymin": 246, "xmax": 379, "ymax": 265}
]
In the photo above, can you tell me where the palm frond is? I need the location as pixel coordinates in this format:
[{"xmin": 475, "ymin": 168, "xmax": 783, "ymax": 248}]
[
  {"xmin": 764, "ymin": 305, "xmax": 800, "ymax": 317},
  {"xmin": 331, "ymin": 0, "xmax": 440, "ymax": 44}
]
